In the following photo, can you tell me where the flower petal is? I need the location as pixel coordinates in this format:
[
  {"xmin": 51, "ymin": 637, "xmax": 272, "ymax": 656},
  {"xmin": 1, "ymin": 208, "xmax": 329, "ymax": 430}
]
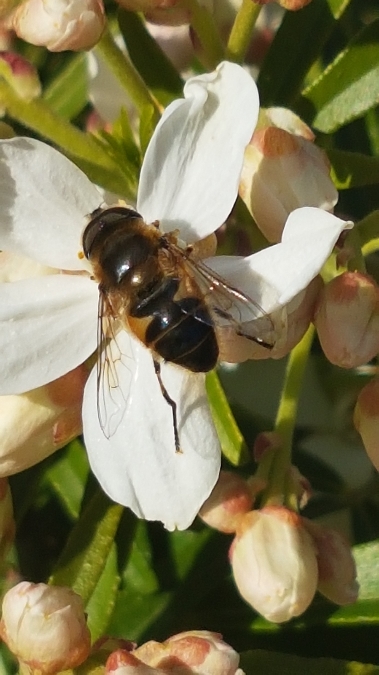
[
  {"xmin": 83, "ymin": 331, "xmax": 221, "ymax": 530},
  {"xmin": 0, "ymin": 274, "xmax": 98, "ymax": 394},
  {"xmin": 208, "ymin": 208, "xmax": 350, "ymax": 313},
  {"xmin": 137, "ymin": 61, "xmax": 259, "ymax": 242},
  {"xmin": 0, "ymin": 138, "xmax": 102, "ymax": 269}
]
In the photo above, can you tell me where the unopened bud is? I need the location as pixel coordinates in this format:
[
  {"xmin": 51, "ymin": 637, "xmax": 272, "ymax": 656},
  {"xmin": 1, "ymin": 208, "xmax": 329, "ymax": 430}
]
[
  {"xmin": 198, "ymin": 471, "xmax": 253, "ymax": 533},
  {"xmin": 106, "ymin": 649, "xmax": 163, "ymax": 675},
  {"xmin": 0, "ymin": 582, "xmax": 91, "ymax": 674},
  {"xmin": 134, "ymin": 630, "xmax": 241, "ymax": 675},
  {"xmin": 315, "ymin": 272, "xmax": 379, "ymax": 368},
  {"xmin": 239, "ymin": 110, "xmax": 337, "ymax": 243},
  {"xmin": 230, "ymin": 506, "xmax": 318, "ymax": 623},
  {"xmin": 0, "ymin": 0, "xmax": 20, "ymax": 20},
  {"xmin": 0, "ymin": 365, "xmax": 87, "ymax": 476},
  {"xmin": 304, "ymin": 519, "xmax": 359, "ymax": 605},
  {"xmin": 354, "ymin": 377, "xmax": 379, "ymax": 472},
  {"xmin": 0, "ymin": 51, "xmax": 41, "ymax": 100},
  {"xmin": 254, "ymin": 0, "xmax": 312, "ymax": 9},
  {"xmin": 10, "ymin": 0, "xmax": 105, "ymax": 52}
]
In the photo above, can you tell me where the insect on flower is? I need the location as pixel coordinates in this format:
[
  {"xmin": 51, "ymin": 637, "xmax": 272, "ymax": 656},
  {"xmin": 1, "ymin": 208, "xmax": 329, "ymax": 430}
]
[{"xmin": 82, "ymin": 205, "xmax": 275, "ymax": 451}]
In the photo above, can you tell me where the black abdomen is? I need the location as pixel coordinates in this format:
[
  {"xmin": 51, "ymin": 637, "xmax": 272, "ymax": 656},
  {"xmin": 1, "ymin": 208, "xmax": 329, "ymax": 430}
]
[{"xmin": 131, "ymin": 280, "xmax": 219, "ymax": 373}]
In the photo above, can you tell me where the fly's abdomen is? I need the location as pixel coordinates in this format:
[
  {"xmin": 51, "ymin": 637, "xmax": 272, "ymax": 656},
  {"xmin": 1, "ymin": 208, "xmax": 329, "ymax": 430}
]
[{"xmin": 145, "ymin": 297, "xmax": 219, "ymax": 373}]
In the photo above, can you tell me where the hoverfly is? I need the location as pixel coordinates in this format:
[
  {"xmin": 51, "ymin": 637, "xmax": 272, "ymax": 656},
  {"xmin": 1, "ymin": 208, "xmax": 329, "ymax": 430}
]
[{"xmin": 82, "ymin": 205, "xmax": 274, "ymax": 451}]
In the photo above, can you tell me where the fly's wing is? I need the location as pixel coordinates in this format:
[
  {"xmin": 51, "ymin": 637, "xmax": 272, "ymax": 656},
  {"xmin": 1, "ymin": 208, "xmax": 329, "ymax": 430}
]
[
  {"xmin": 96, "ymin": 294, "xmax": 137, "ymax": 438},
  {"xmin": 170, "ymin": 245, "xmax": 275, "ymax": 349}
]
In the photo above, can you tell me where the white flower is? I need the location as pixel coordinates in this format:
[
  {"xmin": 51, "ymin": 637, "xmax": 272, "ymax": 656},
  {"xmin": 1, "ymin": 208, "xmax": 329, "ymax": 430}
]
[{"xmin": 0, "ymin": 62, "xmax": 349, "ymax": 530}]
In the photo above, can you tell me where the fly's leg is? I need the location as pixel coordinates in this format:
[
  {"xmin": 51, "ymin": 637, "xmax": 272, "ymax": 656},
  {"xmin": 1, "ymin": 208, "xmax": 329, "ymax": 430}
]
[{"xmin": 153, "ymin": 359, "xmax": 181, "ymax": 453}]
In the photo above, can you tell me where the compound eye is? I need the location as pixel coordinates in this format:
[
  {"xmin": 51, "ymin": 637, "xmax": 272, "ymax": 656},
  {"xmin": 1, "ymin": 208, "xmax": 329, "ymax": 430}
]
[{"xmin": 82, "ymin": 206, "xmax": 142, "ymax": 259}]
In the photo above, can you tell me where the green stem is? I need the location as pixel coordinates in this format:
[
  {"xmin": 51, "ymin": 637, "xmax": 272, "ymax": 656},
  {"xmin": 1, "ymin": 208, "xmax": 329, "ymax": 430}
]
[
  {"xmin": 258, "ymin": 325, "xmax": 315, "ymax": 508},
  {"xmin": 0, "ymin": 81, "xmax": 107, "ymax": 164},
  {"xmin": 95, "ymin": 26, "xmax": 161, "ymax": 117},
  {"xmin": 181, "ymin": 0, "xmax": 225, "ymax": 68},
  {"xmin": 0, "ymin": 81, "xmax": 134, "ymax": 195},
  {"xmin": 226, "ymin": 0, "xmax": 262, "ymax": 63}
]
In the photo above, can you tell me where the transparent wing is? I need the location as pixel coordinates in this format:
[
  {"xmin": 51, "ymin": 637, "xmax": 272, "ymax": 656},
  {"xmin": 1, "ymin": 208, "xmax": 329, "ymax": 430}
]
[
  {"xmin": 96, "ymin": 294, "xmax": 137, "ymax": 438},
  {"xmin": 171, "ymin": 245, "xmax": 275, "ymax": 349}
]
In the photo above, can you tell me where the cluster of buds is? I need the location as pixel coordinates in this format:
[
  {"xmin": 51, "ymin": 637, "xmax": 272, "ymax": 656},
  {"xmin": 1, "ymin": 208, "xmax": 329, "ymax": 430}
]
[
  {"xmin": 0, "ymin": 582, "xmax": 243, "ymax": 675},
  {"xmin": 199, "ymin": 471, "xmax": 358, "ymax": 623}
]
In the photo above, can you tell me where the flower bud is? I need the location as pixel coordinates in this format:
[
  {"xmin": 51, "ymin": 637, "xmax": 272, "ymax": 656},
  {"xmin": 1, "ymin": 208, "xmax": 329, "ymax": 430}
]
[
  {"xmin": 0, "ymin": 365, "xmax": 88, "ymax": 476},
  {"xmin": 10, "ymin": 0, "xmax": 105, "ymax": 52},
  {"xmin": 354, "ymin": 377, "xmax": 379, "ymax": 471},
  {"xmin": 0, "ymin": 51, "xmax": 41, "ymax": 101},
  {"xmin": 0, "ymin": 582, "xmax": 91, "ymax": 674},
  {"xmin": 315, "ymin": 272, "xmax": 379, "ymax": 368},
  {"xmin": 230, "ymin": 506, "xmax": 318, "ymax": 623},
  {"xmin": 106, "ymin": 649, "xmax": 164, "ymax": 675},
  {"xmin": 134, "ymin": 631, "xmax": 241, "ymax": 675},
  {"xmin": 239, "ymin": 110, "xmax": 337, "ymax": 243},
  {"xmin": 198, "ymin": 470, "xmax": 253, "ymax": 533},
  {"xmin": 303, "ymin": 519, "xmax": 359, "ymax": 605},
  {"xmin": 254, "ymin": 0, "xmax": 312, "ymax": 9}
]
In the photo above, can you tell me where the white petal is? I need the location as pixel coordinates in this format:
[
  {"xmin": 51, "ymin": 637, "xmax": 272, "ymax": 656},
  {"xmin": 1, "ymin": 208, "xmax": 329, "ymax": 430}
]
[
  {"xmin": 0, "ymin": 138, "xmax": 102, "ymax": 270},
  {"xmin": 208, "ymin": 208, "xmax": 351, "ymax": 313},
  {"xmin": 137, "ymin": 61, "xmax": 259, "ymax": 242},
  {"xmin": 0, "ymin": 274, "xmax": 98, "ymax": 394},
  {"xmin": 83, "ymin": 331, "xmax": 221, "ymax": 530}
]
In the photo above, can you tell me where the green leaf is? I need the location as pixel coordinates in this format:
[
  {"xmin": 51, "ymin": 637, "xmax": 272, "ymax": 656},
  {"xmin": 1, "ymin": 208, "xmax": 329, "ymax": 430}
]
[
  {"xmin": 302, "ymin": 20, "xmax": 379, "ymax": 133},
  {"xmin": 240, "ymin": 649, "xmax": 379, "ymax": 675},
  {"xmin": 43, "ymin": 439, "xmax": 89, "ymax": 520},
  {"xmin": 257, "ymin": 0, "xmax": 350, "ymax": 107},
  {"xmin": 328, "ymin": 149, "xmax": 379, "ymax": 189},
  {"xmin": 108, "ymin": 589, "xmax": 171, "ymax": 641},
  {"xmin": 43, "ymin": 54, "xmax": 88, "ymax": 120},
  {"xmin": 85, "ymin": 543, "xmax": 120, "ymax": 642},
  {"xmin": 49, "ymin": 489, "xmax": 123, "ymax": 605},
  {"xmin": 206, "ymin": 371, "xmax": 249, "ymax": 465},
  {"xmin": 118, "ymin": 9, "xmax": 183, "ymax": 107}
]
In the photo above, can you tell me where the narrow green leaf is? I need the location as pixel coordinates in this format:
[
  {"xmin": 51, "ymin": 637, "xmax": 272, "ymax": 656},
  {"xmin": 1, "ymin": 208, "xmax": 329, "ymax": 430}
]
[
  {"xmin": 118, "ymin": 9, "xmax": 183, "ymax": 107},
  {"xmin": 240, "ymin": 649, "xmax": 379, "ymax": 675},
  {"xmin": 302, "ymin": 20, "xmax": 379, "ymax": 133},
  {"xmin": 43, "ymin": 440, "xmax": 89, "ymax": 520},
  {"xmin": 257, "ymin": 0, "xmax": 350, "ymax": 106},
  {"xmin": 85, "ymin": 543, "xmax": 120, "ymax": 642},
  {"xmin": 43, "ymin": 54, "xmax": 88, "ymax": 120},
  {"xmin": 49, "ymin": 489, "xmax": 123, "ymax": 605},
  {"xmin": 108, "ymin": 589, "xmax": 171, "ymax": 641},
  {"xmin": 206, "ymin": 371, "xmax": 249, "ymax": 465},
  {"xmin": 328, "ymin": 149, "xmax": 379, "ymax": 189}
]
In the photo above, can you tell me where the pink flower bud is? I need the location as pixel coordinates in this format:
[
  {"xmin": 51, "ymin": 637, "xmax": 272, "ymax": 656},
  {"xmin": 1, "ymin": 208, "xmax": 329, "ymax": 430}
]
[
  {"xmin": 354, "ymin": 377, "xmax": 379, "ymax": 471},
  {"xmin": 239, "ymin": 111, "xmax": 337, "ymax": 243},
  {"xmin": 0, "ymin": 51, "xmax": 41, "ymax": 100},
  {"xmin": 315, "ymin": 272, "xmax": 379, "ymax": 368},
  {"xmin": 106, "ymin": 649, "xmax": 164, "ymax": 675},
  {"xmin": 304, "ymin": 519, "xmax": 359, "ymax": 605},
  {"xmin": 230, "ymin": 507, "xmax": 318, "ymax": 623},
  {"xmin": 10, "ymin": 0, "xmax": 105, "ymax": 52},
  {"xmin": 0, "ymin": 582, "xmax": 91, "ymax": 674},
  {"xmin": 134, "ymin": 631, "xmax": 241, "ymax": 675},
  {"xmin": 0, "ymin": 365, "xmax": 88, "ymax": 476},
  {"xmin": 254, "ymin": 0, "xmax": 312, "ymax": 9},
  {"xmin": 198, "ymin": 471, "xmax": 253, "ymax": 533}
]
